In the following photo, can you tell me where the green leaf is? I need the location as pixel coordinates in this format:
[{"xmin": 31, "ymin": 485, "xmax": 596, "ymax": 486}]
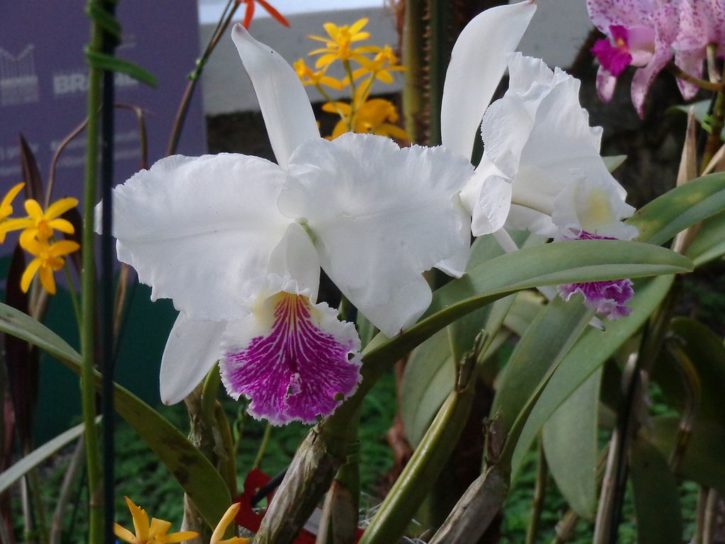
[
  {"xmin": 360, "ymin": 379, "xmax": 475, "ymax": 544},
  {"xmin": 687, "ymin": 210, "xmax": 725, "ymax": 267},
  {"xmin": 363, "ymin": 240, "xmax": 691, "ymax": 378},
  {"xmin": 542, "ymin": 368, "xmax": 601, "ymax": 520},
  {"xmin": 655, "ymin": 317, "xmax": 725, "ymax": 423},
  {"xmin": 512, "ymin": 275, "xmax": 673, "ymax": 474},
  {"xmin": 0, "ymin": 303, "xmax": 230, "ymax": 527},
  {"xmin": 630, "ymin": 172, "xmax": 725, "ymax": 246},
  {"xmin": 401, "ymin": 329, "xmax": 454, "ymax": 447},
  {"xmin": 0, "ymin": 419, "xmax": 98, "ymax": 494},
  {"xmin": 501, "ymin": 291, "xmax": 544, "ymax": 337},
  {"xmin": 84, "ymin": 49, "xmax": 157, "ymax": 87},
  {"xmin": 630, "ymin": 436, "xmax": 683, "ymax": 544},
  {"xmin": 492, "ymin": 297, "xmax": 592, "ymax": 454},
  {"xmin": 646, "ymin": 416, "xmax": 725, "ymax": 496}
]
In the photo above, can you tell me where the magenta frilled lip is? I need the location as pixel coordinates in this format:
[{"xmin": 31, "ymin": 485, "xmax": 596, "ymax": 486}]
[
  {"xmin": 592, "ymin": 25, "xmax": 633, "ymax": 76},
  {"xmin": 557, "ymin": 230, "xmax": 635, "ymax": 320},
  {"xmin": 221, "ymin": 293, "xmax": 361, "ymax": 425}
]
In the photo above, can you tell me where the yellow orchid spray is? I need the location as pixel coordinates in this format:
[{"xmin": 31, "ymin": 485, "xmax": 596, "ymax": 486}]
[
  {"xmin": 294, "ymin": 18, "xmax": 410, "ymax": 142},
  {"xmin": 114, "ymin": 497, "xmax": 198, "ymax": 544},
  {"xmin": 0, "ymin": 182, "xmax": 80, "ymax": 295},
  {"xmin": 114, "ymin": 498, "xmax": 250, "ymax": 544},
  {"xmin": 0, "ymin": 182, "xmax": 26, "ymax": 243}
]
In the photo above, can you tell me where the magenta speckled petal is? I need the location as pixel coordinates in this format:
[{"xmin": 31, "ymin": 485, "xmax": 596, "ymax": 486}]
[
  {"xmin": 220, "ymin": 294, "xmax": 361, "ymax": 425},
  {"xmin": 557, "ymin": 231, "xmax": 635, "ymax": 320},
  {"xmin": 559, "ymin": 278, "xmax": 634, "ymax": 320}
]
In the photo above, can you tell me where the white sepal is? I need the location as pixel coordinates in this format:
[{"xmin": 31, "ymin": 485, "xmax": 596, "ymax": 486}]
[
  {"xmin": 232, "ymin": 24, "xmax": 320, "ymax": 169},
  {"xmin": 440, "ymin": 0, "xmax": 537, "ymax": 161}
]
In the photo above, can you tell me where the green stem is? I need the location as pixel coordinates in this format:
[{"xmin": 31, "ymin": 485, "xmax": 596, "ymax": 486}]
[
  {"xmin": 166, "ymin": 0, "xmax": 240, "ymax": 155},
  {"xmin": 359, "ymin": 340, "xmax": 479, "ymax": 544},
  {"xmin": 81, "ymin": 2, "xmax": 105, "ymax": 541},
  {"xmin": 252, "ymin": 423, "xmax": 272, "ymax": 470},
  {"xmin": 64, "ymin": 262, "xmax": 82, "ymax": 333},
  {"xmin": 702, "ymin": 67, "xmax": 725, "ymax": 172},
  {"xmin": 342, "ymin": 60, "xmax": 357, "ymax": 130},
  {"xmin": 668, "ymin": 63, "xmax": 725, "ymax": 93},
  {"xmin": 317, "ymin": 412, "xmax": 361, "ymax": 544},
  {"xmin": 526, "ymin": 440, "xmax": 548, "ymax": 544}
]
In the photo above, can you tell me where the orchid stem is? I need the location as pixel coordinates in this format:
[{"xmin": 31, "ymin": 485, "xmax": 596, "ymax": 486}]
[
  {"xmin": 81, "ymin": 0, "xmax": 110, "ymax": 541},
  {"xmin": 702, "ymin": 66, "xmax": 725, "ymax": 172},
  {"xmin": 166, "ymin": 0, "xmax": 240, "ymax": 155},
  {"xmin": 253, "ymin": 423, "xmax": 273, "ymax": 470},
  {"xmin": 667, "ymin": 63, "xmax": 725, "ymax": 93},
  {"xmin": 64, "ymin": 262, "xmax": 82, "ymax": 335},
  {"xmin": 526, "ymin": 439, "xmax": 548, "ymax": 544}
]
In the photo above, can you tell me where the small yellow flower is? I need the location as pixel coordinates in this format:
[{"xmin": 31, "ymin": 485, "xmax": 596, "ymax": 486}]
[
  {"xmin": 308, "ymin": 18, "xmax": 379, "ymax": 69},
  {"xmin": 19, "ymin": 197, "xmax": 77, "ymax": 242},
  {"xmin": 20, "ymin": 237, "xmax": 80, "ymax": 295},
  {"xmin": 0, "ymin": 182, "xmax": 25, "ymax": 243},
  {"xmin": 352, "ymin": 45, "xmax": 405, "ymax": 84},
  {"xmin": 324, "ymin": 98, "xmax": 410, "ymax": 141},
  {"xmin": 114, "ymin": 497, "xmax": 198, "ymax": 544},
  {"xmin": 293, "ymin": 59, "xmax": 346, "ymax": 91},
  {"xmin": 210, "ymin": 503, "xmax": 249, "ymax": 544}
]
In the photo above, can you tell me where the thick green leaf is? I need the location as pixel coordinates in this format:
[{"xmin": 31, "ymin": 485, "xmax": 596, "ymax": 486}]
[
  {"xmin": 401, "ymin": 329, "xmax": 454, "ymax": 447},
  {"xmin": 491, "ymin": 298, "xmax": 592, "ymax": 451},
  {"xmin": 630, "ymin": 172, "xmax": 725, "ymax": 246},
  {"xmin": 363, "ymin": 240, "xmax": 691, "ymax": 378},
  {"xmin": 501, "ymin": 291, "xmax": 544, "ymax": 337},
  {"xmin": 401, "ymin": 292, "xmax": 539, "ymax": 447},
  {"xmin": 687, "ymin": 210, "xmax": 725, "ymax": 267},
  {"xmin": 512, "ymin": 276, "xmax": 673, "ymax": 474},
  {"xmin": 646, "ymin": 416, "xmax": 725, "ymax": 496},
  {"xmin": 446, "ymin": 232, "xmax": 534, "ymax": 363},
  {"xmin": 0, "ymin": 303, "xmax": 230, "ymax": 527},
  {"xmin": 655, "ymin": 317, "xmax": 725, "ymax": 423},
  {"xmin": 542, "ymin": 368, "xmax": 601, "ymax": 520},
  {"xmin": 630, "ymin": 436, "xmax": 683, "ymax": 544},
  {"xmin": 0, "ymin": 419, "xmax": 98, "ymax": 494}
]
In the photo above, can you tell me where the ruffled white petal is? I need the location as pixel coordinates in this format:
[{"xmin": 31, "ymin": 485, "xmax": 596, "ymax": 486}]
[
  {"xmin": 280, "ymin": 133, "xmax": 473, "ymax": 337},
  {"xmin": 477, "ymin": 55, "xmax": 635, "ymax": 239},
  {"xmin": 232, "ymin": 24, "xmax": 319, "ymax": 169},
  {"xmin": 440, "ymin": 0, "xmax": 536, "ymax": 160},
  {"xmin": 460, "ymin": 162, "xmax": 512, "ymax": 237},
  {"xmin": 108, "ymin": 153, "xmax": 291, "ymax": 320},
  {"xmin": 160, "ymin": 313, "xmax": 226, "ymax": 405}
]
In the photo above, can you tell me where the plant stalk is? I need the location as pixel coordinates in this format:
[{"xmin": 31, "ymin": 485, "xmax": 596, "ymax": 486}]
[
  {"xmin": 702, "ymin": 66, "xmax": 725, "ymax": 171},
  {"xmin": 81, "ymin": 1, "xmax": 107, "ymax": 540},
  {"xmin": 526, "ymin": 439, "xmax": 549, "ymax": 544}
]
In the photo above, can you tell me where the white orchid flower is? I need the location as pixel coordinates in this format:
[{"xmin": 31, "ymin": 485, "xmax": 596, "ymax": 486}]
[
  {"xmin": 460, "ymin": 53, "xmax": 638, "ymax": 241},
  {"xmin": 105, "ymin": 26, "xmax": 475, "ymax": 424},
  {"xmin": 460, "ymin": 54, "xmax": 639, "ymax": 319}
]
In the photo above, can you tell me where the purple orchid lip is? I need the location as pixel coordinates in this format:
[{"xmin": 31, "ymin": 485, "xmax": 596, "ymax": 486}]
[
  {"xmin": 221, "ymin": 293, "xmax": 360, "ymax": 425},
  {"xmin": 557, "ymin": 230, "xmax": 635, "ymax": 320},
  {"xmin": 592, "ymin": 25, "xmax": 633, "ymax": 76}
]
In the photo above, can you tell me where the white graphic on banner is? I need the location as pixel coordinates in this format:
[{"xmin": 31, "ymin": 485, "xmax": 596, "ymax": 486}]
[{"xmin": 0, "ymin": 45, "xmax": 40, "ymax": 106}]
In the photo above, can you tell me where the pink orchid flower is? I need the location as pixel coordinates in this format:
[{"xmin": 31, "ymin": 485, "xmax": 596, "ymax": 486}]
[
  {"xmin": 673, "ymin": 0, "xmax": 725, "ymax": 99},
  {"xmin": 587, "ymin": 0, "xmax": 679, "ymax": 117}
]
